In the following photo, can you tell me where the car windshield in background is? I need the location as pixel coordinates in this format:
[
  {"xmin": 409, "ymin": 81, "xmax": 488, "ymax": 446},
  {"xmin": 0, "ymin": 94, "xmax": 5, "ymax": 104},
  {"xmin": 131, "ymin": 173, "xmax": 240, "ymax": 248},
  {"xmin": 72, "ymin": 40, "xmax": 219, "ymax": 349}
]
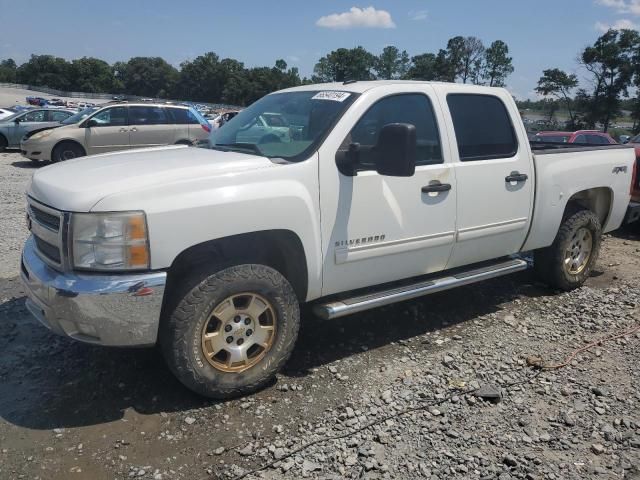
[
  {"xmin": 61, "ymin": 107, "xmax": 97, "ymax": 125},
  {"xmin": 1, "ymin": 111, "xmax": 22, "ymax": 123},
  {"xmin": 210, "ymin": 90, "xmax": 357, "ymax": 161},
  {"xmin": 631, "ymin": 134, "xmax": 640, "ymax": 144},
  {"xmin": 537, "ymin": 135, "xmax": 569, "ymax": 143}
]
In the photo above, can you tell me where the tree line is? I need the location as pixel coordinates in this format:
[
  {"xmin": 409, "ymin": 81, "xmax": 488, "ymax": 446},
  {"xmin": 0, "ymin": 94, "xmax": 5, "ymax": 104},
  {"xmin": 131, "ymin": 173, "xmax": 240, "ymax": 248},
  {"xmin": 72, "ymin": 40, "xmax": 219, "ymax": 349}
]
[
  {"xmin": 533, "ymin": 29, "xmax": 640, "ymax": 133},
  {"xmin": 0, "ymin": 36, "xmax": 513, "ymax": 106}
]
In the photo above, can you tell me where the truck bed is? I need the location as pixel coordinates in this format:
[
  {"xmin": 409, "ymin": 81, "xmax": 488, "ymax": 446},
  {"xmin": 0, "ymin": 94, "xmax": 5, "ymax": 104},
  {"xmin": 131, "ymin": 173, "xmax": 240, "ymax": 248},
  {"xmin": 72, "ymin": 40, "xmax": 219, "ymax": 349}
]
[{"xmin": 522, "ymin": 143, "xmax": 635, "ymax": 251}]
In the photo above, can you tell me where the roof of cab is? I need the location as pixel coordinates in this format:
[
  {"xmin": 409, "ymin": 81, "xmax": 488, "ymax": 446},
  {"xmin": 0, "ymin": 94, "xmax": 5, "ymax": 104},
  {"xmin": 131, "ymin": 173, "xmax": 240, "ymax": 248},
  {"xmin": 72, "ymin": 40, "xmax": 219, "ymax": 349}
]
[{"xmin": 276, "ymin": 80, "xmax": 470, "ymax": 95}]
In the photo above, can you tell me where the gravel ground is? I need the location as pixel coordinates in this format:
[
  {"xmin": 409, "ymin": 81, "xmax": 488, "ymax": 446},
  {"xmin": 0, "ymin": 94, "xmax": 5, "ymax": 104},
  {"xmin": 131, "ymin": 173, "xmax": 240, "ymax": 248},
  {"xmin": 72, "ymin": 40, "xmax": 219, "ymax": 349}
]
[
  {"xmin": 0, "ymin": 151, "xmax": 33, "ymax": 278},
  {"xmin": 0, "ymin": 150, "xmax": 639, "ymax": 480}
]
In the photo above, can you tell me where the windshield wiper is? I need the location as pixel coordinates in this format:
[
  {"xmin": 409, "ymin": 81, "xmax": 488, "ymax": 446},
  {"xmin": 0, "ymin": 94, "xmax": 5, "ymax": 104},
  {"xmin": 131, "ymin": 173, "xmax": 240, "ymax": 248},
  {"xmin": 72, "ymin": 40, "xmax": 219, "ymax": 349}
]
[{"xmin": 213, "ymin": 143, "xmax": 264, "ymax": 156}]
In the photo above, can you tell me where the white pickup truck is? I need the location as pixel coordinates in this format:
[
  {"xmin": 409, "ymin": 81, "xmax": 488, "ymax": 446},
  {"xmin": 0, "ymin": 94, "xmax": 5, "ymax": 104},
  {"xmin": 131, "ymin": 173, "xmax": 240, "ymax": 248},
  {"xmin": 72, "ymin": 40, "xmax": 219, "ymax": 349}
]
[{"xmin": 21, "ymin": 81, "xmax": 636, "ymax": 398}]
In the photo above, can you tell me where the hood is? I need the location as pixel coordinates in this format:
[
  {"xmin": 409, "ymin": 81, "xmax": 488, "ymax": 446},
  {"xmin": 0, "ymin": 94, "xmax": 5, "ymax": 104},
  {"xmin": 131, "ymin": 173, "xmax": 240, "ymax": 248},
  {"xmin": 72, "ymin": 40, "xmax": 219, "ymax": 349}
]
[{"xmin": 28, "ymin": 145, "xmax": 276, "ymax": 211}]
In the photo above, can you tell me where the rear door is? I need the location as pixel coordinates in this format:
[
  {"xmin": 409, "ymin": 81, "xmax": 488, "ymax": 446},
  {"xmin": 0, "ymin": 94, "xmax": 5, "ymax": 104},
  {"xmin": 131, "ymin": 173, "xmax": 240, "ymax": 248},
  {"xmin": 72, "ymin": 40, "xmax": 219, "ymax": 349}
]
[
  {"xmin": 439, "ymin": 89, "xmax": 534, "ymax": 268},
  {"xmin": 84, "ymin": 106, "xmax": 130, "ymax": 155},
  {"xmin": 128, "ymin": 106, "xmax": 173, "ymax": 149}
]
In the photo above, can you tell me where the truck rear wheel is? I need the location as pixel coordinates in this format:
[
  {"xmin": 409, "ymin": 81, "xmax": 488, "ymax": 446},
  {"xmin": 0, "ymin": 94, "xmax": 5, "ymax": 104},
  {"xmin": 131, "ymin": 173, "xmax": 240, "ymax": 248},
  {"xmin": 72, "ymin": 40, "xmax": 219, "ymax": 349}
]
[
  {"xmin": 534, "ymin": 209, "xmax": 601, "ymax": 291},
  {"xmin": 160, "ymin": 264, "xmax": 300, "ymax": 399}
]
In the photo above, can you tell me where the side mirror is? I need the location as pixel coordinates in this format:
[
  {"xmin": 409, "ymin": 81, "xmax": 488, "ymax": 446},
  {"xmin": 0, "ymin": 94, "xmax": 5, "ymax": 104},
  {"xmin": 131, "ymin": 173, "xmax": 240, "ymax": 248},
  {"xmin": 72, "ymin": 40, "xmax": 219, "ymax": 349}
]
[
  {"xmin": 375, "ymin": 123, "xmax": 416, "ymax": 177},
  {"xmin": 14, "ymin": 118, "xmax": 21, "ymax": 124},
  {"xmin": 85, "ymin": 119, "xmax": 98, "ymax": 128}
]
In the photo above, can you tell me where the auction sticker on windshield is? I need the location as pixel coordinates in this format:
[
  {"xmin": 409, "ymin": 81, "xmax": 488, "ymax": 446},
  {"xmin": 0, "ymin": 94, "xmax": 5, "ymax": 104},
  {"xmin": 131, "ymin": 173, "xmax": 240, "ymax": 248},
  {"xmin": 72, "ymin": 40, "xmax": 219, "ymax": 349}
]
[{"xmin": 312, "ymin": 91, "xmax": 351, "ymax": 102}]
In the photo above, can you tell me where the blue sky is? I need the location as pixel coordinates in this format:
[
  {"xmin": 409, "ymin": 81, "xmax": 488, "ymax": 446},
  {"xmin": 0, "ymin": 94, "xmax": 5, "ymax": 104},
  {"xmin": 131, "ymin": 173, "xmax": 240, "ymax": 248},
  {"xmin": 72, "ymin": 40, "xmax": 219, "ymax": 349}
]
[{"xmin": 1, "ymin": 0, "xmax": 638, "ymax": 99}]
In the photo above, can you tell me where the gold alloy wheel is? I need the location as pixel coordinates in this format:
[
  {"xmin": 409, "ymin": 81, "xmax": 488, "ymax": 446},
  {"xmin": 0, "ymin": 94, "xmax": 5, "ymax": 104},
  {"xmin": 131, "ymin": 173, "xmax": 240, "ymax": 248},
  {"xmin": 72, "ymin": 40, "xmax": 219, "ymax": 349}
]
[
  {"xmin": 201, "ymin": 293, "xmax": 277, "ymax": 373},
  {"xmin": 564, "ymin": 227, "xmax": 593, "ymax": 275}
]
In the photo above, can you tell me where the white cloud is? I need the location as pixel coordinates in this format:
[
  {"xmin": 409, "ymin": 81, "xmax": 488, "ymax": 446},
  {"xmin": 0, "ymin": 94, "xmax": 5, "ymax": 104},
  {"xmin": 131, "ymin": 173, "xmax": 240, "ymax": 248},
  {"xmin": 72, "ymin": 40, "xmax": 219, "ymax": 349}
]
[
  {"xmin": 595, "ymin": 0, "xmax": 640, "ymax": 15},
  {"xmin": 595, "ymin": 18, "xmax": 639, "ymax": 31},
  {"xmin": 409, "ymin": 9, "xmax": 428, "ymax": 21},
  {"xmin": 316, "ymin": 7, "xmax": 396, "ymax": 29}
]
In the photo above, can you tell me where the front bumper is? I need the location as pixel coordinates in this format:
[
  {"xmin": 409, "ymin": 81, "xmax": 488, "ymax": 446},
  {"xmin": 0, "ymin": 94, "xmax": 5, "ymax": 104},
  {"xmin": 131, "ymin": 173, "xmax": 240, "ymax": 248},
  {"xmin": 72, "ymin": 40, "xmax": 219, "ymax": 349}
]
[
  {"xmin": 20, "ymin": 236, "xmax": 167, "ymax": 346},
  {"xmin": 624, "ymin": 201, "xmax": 640, "ymax": 224},
  {"xmin": 20, "ymin": 138, "xmax": 51, "ymax": 161}
]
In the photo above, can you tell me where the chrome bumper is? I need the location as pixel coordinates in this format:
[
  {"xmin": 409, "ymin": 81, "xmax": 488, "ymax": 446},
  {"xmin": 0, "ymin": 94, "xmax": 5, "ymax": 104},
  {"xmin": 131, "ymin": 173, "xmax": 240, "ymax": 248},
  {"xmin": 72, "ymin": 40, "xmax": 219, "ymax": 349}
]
[{"xmin": 20, "ymin": 236, "xmax": 167, "ymax": 346}]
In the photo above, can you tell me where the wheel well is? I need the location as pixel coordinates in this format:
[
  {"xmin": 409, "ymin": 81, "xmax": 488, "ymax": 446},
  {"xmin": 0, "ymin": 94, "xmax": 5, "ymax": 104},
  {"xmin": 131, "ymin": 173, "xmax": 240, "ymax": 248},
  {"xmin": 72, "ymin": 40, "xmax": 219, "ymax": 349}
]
[
  {"xmin": 175, "ymin": 139, "xmax": 192, "ymax": 145},
  {"xmin": 53, "ymin": 139, "xmax": 86, "ymax": 155},
  {"xmin": 165, "ymin": 230, "xmax": 308, "ymax": 303},
  {"xmin": 0, "ymin": 133, "xmax": 7, "ymax": 146},
  {"xmin": 564, "ymin": 187, "xmax": 612, "ymax": 227}
]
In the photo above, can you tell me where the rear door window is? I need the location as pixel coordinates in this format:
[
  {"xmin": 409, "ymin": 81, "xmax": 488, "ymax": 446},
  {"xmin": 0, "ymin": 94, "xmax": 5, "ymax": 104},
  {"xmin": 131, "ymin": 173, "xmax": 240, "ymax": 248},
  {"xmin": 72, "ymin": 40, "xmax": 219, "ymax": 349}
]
[
  {"xmin": 168, "ymin": 107, "xmax": 198, "ymax": 124},
  {"xmin": 447, "ymin": 94, "xmax": 517, "ymax": 161},
  {"xmin": 573, "ymin": 134, "xmax": 587, "ymax": 144},
  {"xmin": 129, "ymin": 106, "xmax": 169, "ymax": 125}
]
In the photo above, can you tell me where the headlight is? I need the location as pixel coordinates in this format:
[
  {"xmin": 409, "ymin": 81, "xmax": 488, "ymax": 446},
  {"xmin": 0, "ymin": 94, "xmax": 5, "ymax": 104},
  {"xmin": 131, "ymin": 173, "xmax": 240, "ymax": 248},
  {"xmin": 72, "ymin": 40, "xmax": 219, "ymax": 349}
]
[
  {"xmin": 71, "ymin": 212, "xmax": 150, "ymax": 271},
  {"xmin": 30, "ymin": 129, "xmax": 53, "ymax": 140}
]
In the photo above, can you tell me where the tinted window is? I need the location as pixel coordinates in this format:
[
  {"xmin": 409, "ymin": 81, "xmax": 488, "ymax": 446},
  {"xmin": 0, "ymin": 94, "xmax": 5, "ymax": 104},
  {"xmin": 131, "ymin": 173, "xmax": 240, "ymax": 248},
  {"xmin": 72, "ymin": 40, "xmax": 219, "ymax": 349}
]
[
  {"xmin": 587, "ymin": 135, "xmax": 609, "ymax": 145},
  {"xmin": 90, "ymin": 107, "xmax": 128, "ymax": 127},
  {"xmin": 447, "ymin": 94, "xmax": 517, "ymax": 161},
  {"xmin": 169, "ymin": 107, "xmax": 198, "ymax": 124},
  {"xmin": 49, "ymin": 110, "xmax": 72, "ymax": 122},
  {"xmin": 22, "ymin": 110, "xmax": 46, "ymax": 122},
  {"xmin": 348, "ymin": 94, "xmax": 442, "ymax": 166},
  {"xmin": 573, "ymin": 134, "xmax": 587, "ymax": 144},
  {"xmin": 536, "ymin": 135, "xmax": 569, "ymax": 143},
  {"xmin": 129, "ymin": 106, "xmax": 168, "ymax": 125}
]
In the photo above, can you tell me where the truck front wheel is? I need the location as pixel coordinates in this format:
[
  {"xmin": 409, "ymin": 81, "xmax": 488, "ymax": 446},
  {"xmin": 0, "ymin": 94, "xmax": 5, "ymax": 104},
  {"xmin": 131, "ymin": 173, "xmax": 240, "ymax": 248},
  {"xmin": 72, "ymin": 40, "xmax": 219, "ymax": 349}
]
[
  {"xmin": 160, "ymin": 264, "xmax": 300, "ymax": 399},
  {"xmin": 534, "ymin": 209, "xmax": 602, "ymax": 291}
]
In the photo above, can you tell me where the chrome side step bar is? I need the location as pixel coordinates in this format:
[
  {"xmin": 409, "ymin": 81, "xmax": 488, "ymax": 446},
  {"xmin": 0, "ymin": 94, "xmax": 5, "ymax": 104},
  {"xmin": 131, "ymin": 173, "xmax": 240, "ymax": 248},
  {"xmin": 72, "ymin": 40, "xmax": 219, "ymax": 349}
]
[{"xmin": 313, "ymin": 258, "xmax": 528, "ymax": 320}]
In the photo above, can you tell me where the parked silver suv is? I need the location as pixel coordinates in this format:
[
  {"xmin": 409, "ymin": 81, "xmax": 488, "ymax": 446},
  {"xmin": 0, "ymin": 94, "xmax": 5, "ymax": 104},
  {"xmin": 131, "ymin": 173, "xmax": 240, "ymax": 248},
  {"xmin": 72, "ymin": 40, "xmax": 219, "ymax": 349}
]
[{"xmin": 21, "ymin": 103, "xmax": 212, "ymax": 162}]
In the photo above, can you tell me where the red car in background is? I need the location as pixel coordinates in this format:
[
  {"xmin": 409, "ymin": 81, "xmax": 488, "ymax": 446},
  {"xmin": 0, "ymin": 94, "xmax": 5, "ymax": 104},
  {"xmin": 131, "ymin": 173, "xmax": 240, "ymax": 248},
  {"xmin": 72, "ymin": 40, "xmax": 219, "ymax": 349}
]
[
  {"xmin": 626, "ymin": 134, "xmax": 640, "ymax": 224},
  {"xmin": 534, "ymin": 130, "xmax": 618, "ymax": 145}
]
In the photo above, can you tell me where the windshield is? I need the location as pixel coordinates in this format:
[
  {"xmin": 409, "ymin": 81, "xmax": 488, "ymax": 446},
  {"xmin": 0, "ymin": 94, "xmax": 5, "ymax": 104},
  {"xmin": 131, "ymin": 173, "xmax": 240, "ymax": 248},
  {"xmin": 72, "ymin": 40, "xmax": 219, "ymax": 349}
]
[
  {"xmin": 630, "ymin": 134, "xmax": 640, "ymax": 144},
  {"xmin": 210, "ymin": 90, "xmax": 357, "ymax": 160},
  {"xmin": 62, "ymin": 107, "xmax": 97, "ymax": 125},
  {"xmin": 1, "ymin": 111, "xmax": 22, "ymax": 123}
]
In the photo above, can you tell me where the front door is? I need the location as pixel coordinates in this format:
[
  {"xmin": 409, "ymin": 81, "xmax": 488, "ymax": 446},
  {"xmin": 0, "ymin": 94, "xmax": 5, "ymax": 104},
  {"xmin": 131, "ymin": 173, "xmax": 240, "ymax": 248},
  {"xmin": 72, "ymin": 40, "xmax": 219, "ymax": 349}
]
[
  {"xmin": 84, "ymin": 106, "xmax": 130, "ymax": 155},
  {"xmin": 128, "ymin": 106, "xmax": 174, "ymax": 149},
  {"xmin": 440, "ymin": 90, "xmax": 534, "ymax": 268},
  {"xmin": 320, "ymin": 87, "xmax": 457, "ymax": 296},
  {"xmin": 8, "ymin": 110, "xmax": 48, "ymax": 146}
]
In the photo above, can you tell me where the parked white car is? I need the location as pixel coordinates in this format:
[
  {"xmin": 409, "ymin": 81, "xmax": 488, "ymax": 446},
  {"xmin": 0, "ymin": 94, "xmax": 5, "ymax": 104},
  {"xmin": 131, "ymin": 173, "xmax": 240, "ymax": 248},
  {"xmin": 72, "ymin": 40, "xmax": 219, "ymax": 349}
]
[{"xmin": 21, "ymin": 81, "xmax": 635, "ymax": 399}]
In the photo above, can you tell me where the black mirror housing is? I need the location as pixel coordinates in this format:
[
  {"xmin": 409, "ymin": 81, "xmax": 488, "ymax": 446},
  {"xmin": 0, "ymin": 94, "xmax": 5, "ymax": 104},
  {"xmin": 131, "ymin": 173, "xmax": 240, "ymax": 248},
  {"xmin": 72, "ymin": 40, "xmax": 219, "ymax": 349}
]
[
  {"xmin": 375, "ymin": 123, "xmax": 416, "ymax": 177},
  {"xmin": 86, "ymin": 119, "xmax": 98, "ymax": 128}
]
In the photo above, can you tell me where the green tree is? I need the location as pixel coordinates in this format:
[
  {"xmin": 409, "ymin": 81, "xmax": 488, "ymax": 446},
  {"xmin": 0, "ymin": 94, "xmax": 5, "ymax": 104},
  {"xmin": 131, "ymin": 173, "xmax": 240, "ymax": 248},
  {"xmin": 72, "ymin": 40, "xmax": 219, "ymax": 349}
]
[
  {"xmin": 312, "ymin": 47, "xmax": 376, "ymax": 82},
  {"xmin": 178, "ymin": 52, "xmax": 243, "ymax": 102},
  {"xmin": 482, "ymin": 40, "xmax": 514, "ymax": 87},
  {"xmin": 579, "ymin": 29, "xmax": 638, "ymax": 131},
  {"xmin": 16, "ymin": 54, "xmax": 72, "ymax": 89},
  {"xmin": 117, "ymin": 57, "xmax": 179, "ymax": 98},
  {"xmin": 406, "ymin": 53, "xmax": 437, "ymax": 80},
  {"xmin": 535, "ymin": 68, "xmax": 579, "ymax": 125},
  {"xmin": 0, "ymin": 59, "xmax": 17, "ymax": 82},
  {"xmin": 68, "ymin": 57, "xmax": 116, "ymax": 93},
  {"xmin": 375, "ymin": 46, "xmax": 410, "ymax": 80},
  {"xmin": 445, "ymin": 36, "xmax": 485, "ymax": 83}
]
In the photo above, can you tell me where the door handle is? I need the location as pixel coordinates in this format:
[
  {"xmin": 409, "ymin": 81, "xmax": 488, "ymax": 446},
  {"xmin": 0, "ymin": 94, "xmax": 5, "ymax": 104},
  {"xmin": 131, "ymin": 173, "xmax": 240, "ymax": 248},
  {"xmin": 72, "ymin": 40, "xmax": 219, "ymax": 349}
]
[
  {"xmin": 129, "ymin": 127, "xmax": 137, "ymax": 132},
  {"xmin": 119, "ymin": 127, "xmax": 128, "ymax": 132},
  {"xmin": 421, "ymin": 182, "xmax": 452, "ymax": 193},
  {"xmin": 505, "ymin": 173, "xmax": 528, "ymax": 183}
]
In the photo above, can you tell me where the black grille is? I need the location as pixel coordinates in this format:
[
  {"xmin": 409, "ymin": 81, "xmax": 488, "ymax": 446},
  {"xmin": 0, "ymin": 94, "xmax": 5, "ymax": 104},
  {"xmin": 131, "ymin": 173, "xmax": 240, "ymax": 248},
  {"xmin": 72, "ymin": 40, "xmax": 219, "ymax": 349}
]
[
  {"xmin": 34, "ymin": 236, "xmax": 61, "ymax": 263},
  {"xmin": 31, "ymin": 206, "xmax": 60, "ymax": 232}
]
